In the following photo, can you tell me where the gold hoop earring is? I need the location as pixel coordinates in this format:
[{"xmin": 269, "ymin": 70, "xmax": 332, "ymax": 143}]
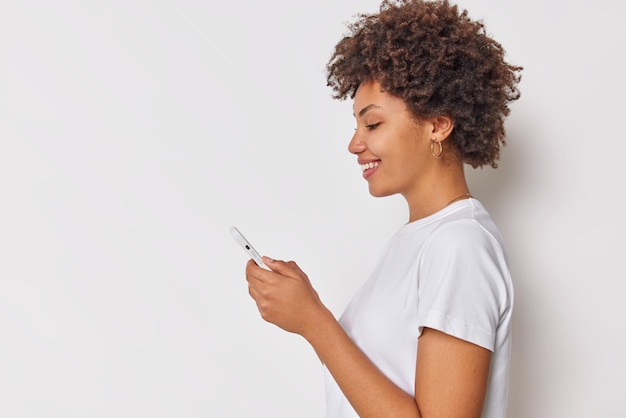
[{"xmin": 431, "ymin": 139, "xmax": 443, "ymax": 158}]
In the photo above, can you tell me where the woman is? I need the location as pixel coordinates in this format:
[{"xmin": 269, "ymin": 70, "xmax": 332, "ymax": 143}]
[{"xmin": 244, "ymin": 0, "xmax": 522, "ymax": 416}]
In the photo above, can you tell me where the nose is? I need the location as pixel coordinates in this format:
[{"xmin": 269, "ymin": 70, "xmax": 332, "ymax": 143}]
[{"xmin": 348, "ymin": 130, "xmax": 366, "ymax": 155}]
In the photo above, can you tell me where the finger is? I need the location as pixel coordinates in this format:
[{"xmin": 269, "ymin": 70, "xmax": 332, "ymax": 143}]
[
  {"xmin": 247, "ymin": 282, "xmax": 258, "ymax": 299},
  {"xmin": 246, "ymin": 259, "xmax": 272, "ymax": 283},
  {"xmin": 247, "ymin": 277, "xmax": 268, "ymax": 300},
  {"xmin": 262, "ymin": 257, "xmax": 292, "ymax": 274},
  {"xmin": 262, "ymin": 257, "xmax": 306, "ymax": 280}
]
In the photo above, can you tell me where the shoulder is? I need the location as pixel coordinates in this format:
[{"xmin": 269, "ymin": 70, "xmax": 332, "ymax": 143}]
[
  {"xmin": 417, "ymin": 214, "xmax": 512, "ymax": 296},
  {"xmin": 425, "ymin": 217, "xmax": 505, "ymax": 259}
]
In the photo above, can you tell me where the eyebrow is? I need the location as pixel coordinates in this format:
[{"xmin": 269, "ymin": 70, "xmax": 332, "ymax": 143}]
[{"xmin": 355, "ymin": 104, "xmax": 382, "ymax": 118}]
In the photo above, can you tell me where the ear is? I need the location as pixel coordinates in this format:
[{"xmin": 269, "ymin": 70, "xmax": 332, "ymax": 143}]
[{"xmin": 429, "ymin": 115, "xmax": 454, "ymax": 142}]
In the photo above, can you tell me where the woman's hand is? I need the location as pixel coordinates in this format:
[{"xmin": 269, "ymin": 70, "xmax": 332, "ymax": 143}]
[{"xmin": 245, "ymin": 256, "xmax": 329, "ymax": 337}]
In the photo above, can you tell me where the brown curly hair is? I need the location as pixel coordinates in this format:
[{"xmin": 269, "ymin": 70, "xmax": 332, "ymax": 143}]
[{"xmin": 326, "ymin": 0, "xmax": 522, "ymax": 168}]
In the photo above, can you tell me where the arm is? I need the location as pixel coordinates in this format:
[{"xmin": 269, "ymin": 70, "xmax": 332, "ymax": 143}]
[
  {"xmin": 414, "ymin": 328, "xmax": 491, "ymax": 418},
  {"xmin": 245, "ymin": 257, "xmax": 490, "ymax": 418}
]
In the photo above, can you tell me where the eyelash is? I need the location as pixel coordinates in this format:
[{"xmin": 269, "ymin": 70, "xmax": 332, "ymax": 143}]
[{"xmin": 353, "ymin": 123, "xmax": 381, "ymax": 131}]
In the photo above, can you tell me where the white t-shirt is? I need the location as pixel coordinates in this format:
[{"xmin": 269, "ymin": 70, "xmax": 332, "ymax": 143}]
[{"xmin": 324, "ymin": 198, "xmax": 514, "ymax": 418}]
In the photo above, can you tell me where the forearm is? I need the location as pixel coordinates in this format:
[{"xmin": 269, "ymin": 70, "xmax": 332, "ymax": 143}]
[{"xmin": 304, "ymin": 308, "xmax": 421, "ymax": 418}]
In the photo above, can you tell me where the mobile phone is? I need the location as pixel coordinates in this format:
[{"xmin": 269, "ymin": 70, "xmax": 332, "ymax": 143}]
[{"xmin": 230, "ymin": 226, "xmax": 270, "ymax": 269}]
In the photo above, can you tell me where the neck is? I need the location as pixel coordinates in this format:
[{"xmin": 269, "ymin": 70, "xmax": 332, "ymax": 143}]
[{"xmin": 404, "ymin": 162, "xmax": 471, "ymax": 223}]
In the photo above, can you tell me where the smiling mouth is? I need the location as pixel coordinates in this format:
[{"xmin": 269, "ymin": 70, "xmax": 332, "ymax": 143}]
[{"xmin": 360, "ymin": 161, "xmax": 380, "ymax": 172}]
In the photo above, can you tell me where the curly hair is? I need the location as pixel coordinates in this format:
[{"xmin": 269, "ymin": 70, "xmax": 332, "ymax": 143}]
[{"xmin": 326, "ymin": 0, "xmax": 522, "ymax": 168}]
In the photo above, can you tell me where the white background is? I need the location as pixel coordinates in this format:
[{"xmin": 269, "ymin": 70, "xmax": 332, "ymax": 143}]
[{"xmin": 1, "ymin": 0, "xmax": 624, "ymax": 417}]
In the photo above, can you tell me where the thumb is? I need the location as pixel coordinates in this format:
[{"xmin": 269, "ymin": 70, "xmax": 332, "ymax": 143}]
[
  {"xmin": 262, "ymin": 256, "xmax": 300, "ymax": 277},
  {"xmin": 262, "ymin": 256, "xmax": 281, "ymax": 272}
]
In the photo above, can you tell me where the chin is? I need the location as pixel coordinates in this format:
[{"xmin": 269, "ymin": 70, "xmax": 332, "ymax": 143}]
[{"xmin": 368, "ymin": 185, "xmax": 395, "ymax": 198}]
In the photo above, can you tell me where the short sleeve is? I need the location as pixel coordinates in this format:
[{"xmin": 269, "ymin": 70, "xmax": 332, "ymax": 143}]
[{"xmin": 416, "ymin": 219, "xmax": 512, "ymax": 351}]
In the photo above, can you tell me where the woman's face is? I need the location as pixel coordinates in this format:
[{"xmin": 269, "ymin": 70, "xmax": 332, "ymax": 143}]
[{"xmin": 348, "ymin": 80, "xmax": 435, "ymax": 200}]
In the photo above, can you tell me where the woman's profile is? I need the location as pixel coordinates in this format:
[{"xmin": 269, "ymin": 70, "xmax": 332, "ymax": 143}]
[{"xmin": 243, "ymin": 0, "xmax": 522, "ymax": 416}]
